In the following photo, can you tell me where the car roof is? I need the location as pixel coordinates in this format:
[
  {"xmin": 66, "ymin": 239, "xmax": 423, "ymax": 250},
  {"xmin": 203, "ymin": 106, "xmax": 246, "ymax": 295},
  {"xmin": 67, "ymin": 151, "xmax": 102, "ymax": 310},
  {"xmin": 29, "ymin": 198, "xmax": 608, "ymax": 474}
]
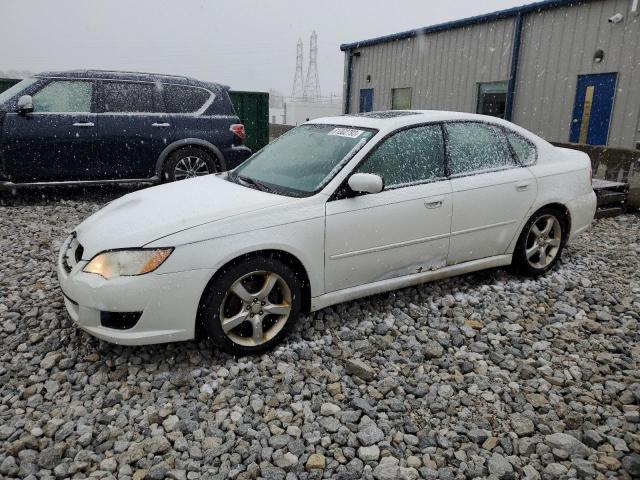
[
  {"xmin": 308, "ymin": 110, "xmax": 514, "ymax": 129},
  {"xmin": 307, "ymin": 110, "xmax": 554, "ymax": 150},
  {"xmin": 33, "ymin": 70, "xmax": 228, "ymax": 90}
]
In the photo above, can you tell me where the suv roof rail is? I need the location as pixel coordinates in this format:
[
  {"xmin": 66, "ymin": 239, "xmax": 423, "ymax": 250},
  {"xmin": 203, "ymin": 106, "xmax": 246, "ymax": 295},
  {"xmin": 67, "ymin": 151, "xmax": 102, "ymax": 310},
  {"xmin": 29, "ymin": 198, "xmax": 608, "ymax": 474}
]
[{"xmin": 85, "ymin": 69, "xmax": 191, "ymax": 80}]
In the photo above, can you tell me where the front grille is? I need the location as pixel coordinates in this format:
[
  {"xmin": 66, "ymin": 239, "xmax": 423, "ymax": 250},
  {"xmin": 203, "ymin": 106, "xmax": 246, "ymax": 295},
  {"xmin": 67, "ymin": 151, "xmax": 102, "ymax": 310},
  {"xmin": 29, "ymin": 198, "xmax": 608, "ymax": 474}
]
[{"xmin": 63, "ymin": 233, "xmax": 84, "ymax": 273}]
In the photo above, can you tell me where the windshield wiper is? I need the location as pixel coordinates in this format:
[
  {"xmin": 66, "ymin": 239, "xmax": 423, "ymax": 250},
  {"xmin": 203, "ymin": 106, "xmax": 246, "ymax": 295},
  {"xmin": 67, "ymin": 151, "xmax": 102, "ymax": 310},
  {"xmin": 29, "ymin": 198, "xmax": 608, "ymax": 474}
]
[{"xmin": 236, "ymin": 174, "xmax": 275, "ymax": 193}]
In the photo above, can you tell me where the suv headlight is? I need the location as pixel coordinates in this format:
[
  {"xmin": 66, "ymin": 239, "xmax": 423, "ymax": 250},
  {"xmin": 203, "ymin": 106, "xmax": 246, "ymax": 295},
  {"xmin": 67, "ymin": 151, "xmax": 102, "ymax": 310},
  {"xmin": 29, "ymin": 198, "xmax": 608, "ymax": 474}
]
[{"xmin": 83, "ymin": 248, "xmax": 173, "ymax": 280}]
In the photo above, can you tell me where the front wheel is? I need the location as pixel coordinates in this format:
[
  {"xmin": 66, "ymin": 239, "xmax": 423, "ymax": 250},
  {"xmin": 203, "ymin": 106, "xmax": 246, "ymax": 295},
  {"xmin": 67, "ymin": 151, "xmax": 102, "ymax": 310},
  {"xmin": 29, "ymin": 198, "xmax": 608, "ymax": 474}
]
[
  {"xmin": 513, "ymin": 207, "xmax": 567, "ymax": 276},
  {"xmin": 199, "ymin": 257, "xmax": 302, "ymax": 355}
]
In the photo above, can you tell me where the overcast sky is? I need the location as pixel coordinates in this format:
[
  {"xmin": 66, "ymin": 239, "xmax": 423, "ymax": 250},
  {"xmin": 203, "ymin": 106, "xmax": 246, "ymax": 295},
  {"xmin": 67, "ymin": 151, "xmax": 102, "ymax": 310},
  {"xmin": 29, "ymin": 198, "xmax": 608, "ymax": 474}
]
[{"xmin": 1, "ymin": 0, "xmax": 528, "ymax": 96}]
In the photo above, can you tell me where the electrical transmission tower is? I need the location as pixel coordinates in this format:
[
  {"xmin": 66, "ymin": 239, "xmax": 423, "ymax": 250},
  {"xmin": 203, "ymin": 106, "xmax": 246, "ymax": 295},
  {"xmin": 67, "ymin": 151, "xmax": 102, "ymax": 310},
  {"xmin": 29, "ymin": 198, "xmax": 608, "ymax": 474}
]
[
  {"xmin": 303, "ymin": 31, "xmax": 321, "ymax": 101},
  {"xmin": 291, "ymin": 39, "xmax": 305, "ymax": 100}
]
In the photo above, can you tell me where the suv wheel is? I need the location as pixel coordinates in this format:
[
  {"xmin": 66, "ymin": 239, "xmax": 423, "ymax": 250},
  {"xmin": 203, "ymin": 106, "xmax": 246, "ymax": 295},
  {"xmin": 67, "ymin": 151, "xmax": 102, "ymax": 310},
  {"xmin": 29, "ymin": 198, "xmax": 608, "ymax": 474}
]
[
  {"xmin": 164, "ymin": 146, "xmax": 218, "ymax": 182},
  {"xmin": 199, "ymin": 257, "xmax": 302, "ymax": 356}
]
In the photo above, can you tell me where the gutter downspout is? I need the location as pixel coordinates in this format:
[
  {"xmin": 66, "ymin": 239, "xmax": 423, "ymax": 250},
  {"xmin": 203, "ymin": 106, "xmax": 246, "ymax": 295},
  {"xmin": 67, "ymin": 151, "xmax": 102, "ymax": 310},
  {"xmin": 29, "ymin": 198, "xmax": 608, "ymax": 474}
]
[
  {"xmin": 344, "ymin": 50, "xmax": 354, "ymax": 114},
  {"xmin": 505, "ymin": 13, "xmax": 523, "ymax": 122}
]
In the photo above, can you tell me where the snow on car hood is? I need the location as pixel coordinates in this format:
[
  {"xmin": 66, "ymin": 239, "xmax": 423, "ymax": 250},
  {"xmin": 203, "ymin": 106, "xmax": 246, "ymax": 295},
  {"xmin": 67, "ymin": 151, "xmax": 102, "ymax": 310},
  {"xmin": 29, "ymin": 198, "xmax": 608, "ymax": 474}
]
[{"xmin": 75, "ymin": 175, "xmax": 294, "ymax": 258}]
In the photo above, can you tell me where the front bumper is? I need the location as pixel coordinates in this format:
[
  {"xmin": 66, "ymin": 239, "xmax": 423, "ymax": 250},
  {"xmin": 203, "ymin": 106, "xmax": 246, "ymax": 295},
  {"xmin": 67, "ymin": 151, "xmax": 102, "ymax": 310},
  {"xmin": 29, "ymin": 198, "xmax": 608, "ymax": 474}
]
[{"xmin": 56, "ymin": 235, "xmax": 214, "ymax": 345}]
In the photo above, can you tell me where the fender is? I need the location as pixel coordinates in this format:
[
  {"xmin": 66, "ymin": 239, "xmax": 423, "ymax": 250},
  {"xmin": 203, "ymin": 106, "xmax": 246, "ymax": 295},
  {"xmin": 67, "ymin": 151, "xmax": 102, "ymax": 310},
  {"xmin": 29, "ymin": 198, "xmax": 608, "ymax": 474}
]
[{"xmin": 155, "ymin": 138, "xmax": 226, "ymax": 177}]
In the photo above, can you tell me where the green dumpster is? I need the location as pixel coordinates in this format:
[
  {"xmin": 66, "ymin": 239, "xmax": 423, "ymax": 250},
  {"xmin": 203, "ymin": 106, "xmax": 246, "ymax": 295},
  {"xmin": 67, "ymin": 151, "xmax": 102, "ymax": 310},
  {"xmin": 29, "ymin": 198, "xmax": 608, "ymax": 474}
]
[{"xmin": 229, "ymin": 90, "xmax": 269, "ymax": 152}]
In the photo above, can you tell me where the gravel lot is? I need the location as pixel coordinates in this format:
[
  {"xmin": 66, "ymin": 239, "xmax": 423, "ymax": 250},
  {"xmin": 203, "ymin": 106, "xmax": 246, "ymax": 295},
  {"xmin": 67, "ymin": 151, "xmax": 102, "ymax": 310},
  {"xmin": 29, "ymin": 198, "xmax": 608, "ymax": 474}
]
[{"xmin": 1, "ymin": 188, "xmax": 639, "ymax": 480}]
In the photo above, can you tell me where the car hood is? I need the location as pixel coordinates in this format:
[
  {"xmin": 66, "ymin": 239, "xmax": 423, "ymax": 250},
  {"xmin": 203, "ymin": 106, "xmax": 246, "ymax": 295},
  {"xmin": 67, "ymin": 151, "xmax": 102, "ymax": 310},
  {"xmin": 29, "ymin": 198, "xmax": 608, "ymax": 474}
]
[{"xmin": 76, "ymin": 175, "xmax": 295, "ymax": 258}]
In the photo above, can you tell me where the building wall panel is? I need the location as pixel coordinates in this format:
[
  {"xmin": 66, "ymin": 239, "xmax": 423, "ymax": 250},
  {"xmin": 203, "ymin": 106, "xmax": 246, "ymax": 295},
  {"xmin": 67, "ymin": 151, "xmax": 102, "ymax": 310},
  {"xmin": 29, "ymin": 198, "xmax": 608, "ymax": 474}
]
[
  {"xmin": 514, "ymin": 0, "xmax": 640, "ymax": 148},
  {"xmin": 345, "ymin": 0, "xmax": 640, "ymax": 149}
]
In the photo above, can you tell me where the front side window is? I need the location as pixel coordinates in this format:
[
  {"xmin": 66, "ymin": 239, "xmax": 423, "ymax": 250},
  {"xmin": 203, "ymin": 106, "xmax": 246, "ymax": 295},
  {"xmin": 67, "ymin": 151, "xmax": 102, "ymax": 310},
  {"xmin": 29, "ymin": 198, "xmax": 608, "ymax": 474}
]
[
  {"xmin": 32, "ymin": 80, "xmax": 93, "ymax": 113},
  {"xmin": 162, "ymin": 85, "xmax": 211, "ymax": 113},
  {"xmin": 233, "ymin": 124, "xmax": 376, "ymax": 196},
  {"xmin": 506, "ymin": 131, "xmax": 536, "ymax": 165},
  {"xmin": 446, "ymin": 122, "xmax": 516, "ymax": 175},
  {"xmin": 0, "ymin": 78, "xmax": 39, "ymax": 107},
  {"xmin": 477, "ymin": 81, "xmax": 508, "ymax": 118},
  {"xmin": 103, "ymin": 81, "xmax": 154, "ymax": 113},
  {"xmin": 391, "ymin": 87, "xmax": 412, "ymax": 110},
  {"xmin": 357, "ymin": 125, "xmax": 445, "ymax": 188}
]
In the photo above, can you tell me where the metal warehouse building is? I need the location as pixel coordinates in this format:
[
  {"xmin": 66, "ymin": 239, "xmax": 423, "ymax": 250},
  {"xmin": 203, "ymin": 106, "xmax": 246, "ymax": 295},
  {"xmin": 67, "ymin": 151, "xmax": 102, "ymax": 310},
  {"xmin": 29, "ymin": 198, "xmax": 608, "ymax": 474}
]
[{"xmin": 340, "ymin": 0, "xmax": 640, "ymax": 150}]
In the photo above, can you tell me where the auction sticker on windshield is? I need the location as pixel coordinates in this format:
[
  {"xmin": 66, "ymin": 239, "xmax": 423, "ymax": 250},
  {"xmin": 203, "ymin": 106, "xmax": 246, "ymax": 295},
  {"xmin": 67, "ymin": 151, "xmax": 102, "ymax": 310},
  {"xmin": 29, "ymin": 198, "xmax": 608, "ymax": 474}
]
[{"xmin": 328, "ymin": 127, "xmax": 363, "ymax": 138}]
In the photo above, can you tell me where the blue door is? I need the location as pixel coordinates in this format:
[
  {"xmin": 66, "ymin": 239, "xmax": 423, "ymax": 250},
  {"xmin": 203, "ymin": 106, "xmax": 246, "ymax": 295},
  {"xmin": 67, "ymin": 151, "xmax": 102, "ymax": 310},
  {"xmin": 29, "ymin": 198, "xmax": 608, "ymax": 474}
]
[
  {"xmin": 569, "ymin": 73, "xmax": 617, "ymax": 146},
  {"xmin": 359, "ymin": 89, "xmax": 374, "ymax": 113}
]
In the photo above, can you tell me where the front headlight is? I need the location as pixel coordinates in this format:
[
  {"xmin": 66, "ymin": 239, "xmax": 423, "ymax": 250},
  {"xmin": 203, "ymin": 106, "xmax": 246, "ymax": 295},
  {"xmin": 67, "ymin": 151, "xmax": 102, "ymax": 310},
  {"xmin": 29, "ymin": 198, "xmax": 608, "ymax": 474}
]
[{"xmin": 83, "ymin": 248, "xmax": 173, "ymax": 280}]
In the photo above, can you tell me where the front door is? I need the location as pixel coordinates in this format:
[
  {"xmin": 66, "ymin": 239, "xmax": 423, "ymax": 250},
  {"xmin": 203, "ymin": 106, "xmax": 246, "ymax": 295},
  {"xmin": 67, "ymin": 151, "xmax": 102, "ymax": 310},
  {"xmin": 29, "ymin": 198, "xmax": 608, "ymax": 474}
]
[
  {"xmin": 96, "ymin": 80, "xmax": 171, "ymax": 179},
  {"xmin": 569, "ymin": 73, "xmax": 617, "ymax": 146},
  {"xmin": 445, "ymin": 122, "xmax": 537, "ymax": 265},
  {"xmin": 2, "ymin": 79, "xmax": 97, "ymax": 182},
  {"xmin": 359, "ymin": 89, "xmax": 374, "ymax": 113},
  {"xmin": 325, "ymin": 124, "xmax": 452, "ymax": 292}
]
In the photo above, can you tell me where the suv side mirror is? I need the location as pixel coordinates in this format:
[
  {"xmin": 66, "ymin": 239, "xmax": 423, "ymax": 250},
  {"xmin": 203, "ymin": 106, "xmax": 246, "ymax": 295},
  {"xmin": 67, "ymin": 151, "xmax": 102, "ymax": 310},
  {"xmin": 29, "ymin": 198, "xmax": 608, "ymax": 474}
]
[
  {"xmin": 16, "ymin": 95, "xmax": 33, "ymax": 114},
  {"xmin": 348, "ymin": 173, "xmax": 384, "ymax": 194}
]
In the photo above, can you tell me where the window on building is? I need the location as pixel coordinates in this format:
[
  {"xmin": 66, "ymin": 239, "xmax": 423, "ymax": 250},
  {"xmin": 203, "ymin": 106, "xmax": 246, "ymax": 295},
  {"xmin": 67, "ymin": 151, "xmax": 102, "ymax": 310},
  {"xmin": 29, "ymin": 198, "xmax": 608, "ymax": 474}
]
[
  {"xmin": 33, "ymin": 81, "xmax": 93, "ymax": 113},
  {"xmin": 103, "ymin": 81, "xmax": 155, "ymax": 113},
  {"xmin": 357, "ymin": 124, "xmax": 445, "ymax": 188},
  {"xmin": 445, "ymin": 122, "xmax": 516, "ymax": 175},
  {"xmin": 391, "ymin": 87, "xmax": 412, "ymax": 110},
  {"xmin": 477, "ymin": 81, "xmax": 508, "ymax": 118}
]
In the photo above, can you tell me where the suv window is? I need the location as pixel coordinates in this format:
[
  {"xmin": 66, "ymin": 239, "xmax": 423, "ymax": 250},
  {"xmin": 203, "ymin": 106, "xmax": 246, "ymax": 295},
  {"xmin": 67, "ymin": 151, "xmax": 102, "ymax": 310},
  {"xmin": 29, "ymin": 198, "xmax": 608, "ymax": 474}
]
[
  {"xmin": 506, "ymin": 131, "xmax": 536, "ymax": 165},
  {"xmin": 162, "ymin": 85, "xmax": 211, "ymax": 113},
  {"xmin": 32, "ymin": 80, "xmax": 93, "ymax": 113},
  {"xmin": 103, "ymin": 81, "xmax": 155, "ymax": 113},
  {"xmin": 445, "ymin": 122, "xmax": 516, "ymax": 175},
  {"xmin": 357, "ymin": 125, "xmax": 445, "ymax": 188}
]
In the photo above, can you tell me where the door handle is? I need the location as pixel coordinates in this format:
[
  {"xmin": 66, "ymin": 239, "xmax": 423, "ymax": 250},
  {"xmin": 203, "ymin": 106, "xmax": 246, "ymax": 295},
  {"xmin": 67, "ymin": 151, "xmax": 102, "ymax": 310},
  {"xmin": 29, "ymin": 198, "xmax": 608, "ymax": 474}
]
[
  {"xmin": 424, "ymin": 197, "xmax": 444, "ymax": 209},
  {"xmin": 73, "ymin": 122, "xmax": 94, "ymax": 127},
  {"xmin": 515, "ymin": 181, "xmax": 531, "ymax": 191},
  {"xmin": 152, "ymin": 122, "xmax": 171, "ymax": 127}
]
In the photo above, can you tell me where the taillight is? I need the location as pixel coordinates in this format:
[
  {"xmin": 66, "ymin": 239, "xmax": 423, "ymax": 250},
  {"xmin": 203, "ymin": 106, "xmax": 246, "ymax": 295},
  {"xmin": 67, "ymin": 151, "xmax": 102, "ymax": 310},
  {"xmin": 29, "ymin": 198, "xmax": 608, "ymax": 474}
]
[{"xmin": 230, "ymin": 124, "xmax": 245, "ymax": 142}]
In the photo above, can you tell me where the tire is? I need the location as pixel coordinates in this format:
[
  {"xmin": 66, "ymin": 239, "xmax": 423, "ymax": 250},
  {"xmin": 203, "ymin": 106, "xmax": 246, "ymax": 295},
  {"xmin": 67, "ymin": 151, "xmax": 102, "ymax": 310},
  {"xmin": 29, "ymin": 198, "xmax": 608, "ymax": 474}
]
[
  {"xmin": 163, "ymin": 146, "xmax": 218, "ymax": 182},
  {"xmin": 199, "ymin": 256, "xmax": 302, "ymax": 356},
  {"xmin": 512, "ymin": 206, "xmax": 568, "ymax": 276}
]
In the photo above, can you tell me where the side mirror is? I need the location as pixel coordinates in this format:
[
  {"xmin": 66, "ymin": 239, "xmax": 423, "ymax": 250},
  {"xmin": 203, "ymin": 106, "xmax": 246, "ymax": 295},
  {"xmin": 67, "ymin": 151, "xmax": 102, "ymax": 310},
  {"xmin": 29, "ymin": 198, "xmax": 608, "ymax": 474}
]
[
  {"xmin": 16, "ymin": 95, "xmax": 33, "ymax": 114},
  {"xmin": 348, "ymin": 173, "xmax": 384, "ymax": 194}
]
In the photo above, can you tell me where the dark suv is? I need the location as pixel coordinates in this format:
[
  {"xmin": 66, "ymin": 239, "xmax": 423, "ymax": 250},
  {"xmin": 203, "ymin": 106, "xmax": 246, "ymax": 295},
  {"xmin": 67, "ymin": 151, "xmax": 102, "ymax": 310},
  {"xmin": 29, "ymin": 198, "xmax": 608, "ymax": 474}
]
[{"xmin": 0, "ymin": 70, "xmax": 252, "ymax": 186}]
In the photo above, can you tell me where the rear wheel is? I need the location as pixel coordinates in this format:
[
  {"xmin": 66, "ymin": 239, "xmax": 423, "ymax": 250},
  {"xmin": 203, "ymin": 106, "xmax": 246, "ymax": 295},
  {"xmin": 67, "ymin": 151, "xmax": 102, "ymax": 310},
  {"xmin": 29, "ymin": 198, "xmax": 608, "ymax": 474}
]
[
  {"xmin": 199, "ymin": 257, "xmax": 302, "ymax": 356},
  {"xmin": 513, "ymin": 207, "xmax": 567, "ymax": 276},
  {"xmin": 164, "ymin": 146, "xmax": 218, "ymax": 182}
]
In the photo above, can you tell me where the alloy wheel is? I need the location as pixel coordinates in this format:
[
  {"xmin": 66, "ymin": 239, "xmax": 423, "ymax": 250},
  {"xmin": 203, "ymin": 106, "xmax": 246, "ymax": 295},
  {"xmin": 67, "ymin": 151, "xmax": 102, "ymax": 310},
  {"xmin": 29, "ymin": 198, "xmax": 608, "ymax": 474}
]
[
  {"xmin": 219, "ymin": 271, "xmax": 292, "ymax": 347},
  {"xmin": 174, "ymin": 156, "xmax": 210, "ymax": 180},
  {"xmin": 525, "ymin": 214, "xmax": 562, "ymax": 269}
]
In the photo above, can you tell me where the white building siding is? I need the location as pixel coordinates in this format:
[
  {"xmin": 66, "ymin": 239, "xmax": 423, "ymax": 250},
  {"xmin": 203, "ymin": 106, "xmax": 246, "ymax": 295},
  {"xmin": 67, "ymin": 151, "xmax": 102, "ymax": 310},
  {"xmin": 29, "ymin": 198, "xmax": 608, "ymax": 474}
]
[{"xmin": 344, "ymin": 0, "xmax": 640, "ymax": 149}]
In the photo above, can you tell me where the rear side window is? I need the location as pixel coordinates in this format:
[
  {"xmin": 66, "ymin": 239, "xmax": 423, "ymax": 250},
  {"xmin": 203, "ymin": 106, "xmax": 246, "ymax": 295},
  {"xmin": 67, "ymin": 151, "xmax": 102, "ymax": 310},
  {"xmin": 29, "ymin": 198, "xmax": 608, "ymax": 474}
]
[
  {"xmin": 162, "ymin": 85, "xmax": 211, "ymax": 113},
  {"xmin": 32, "ymin": 80, "xmax": 93, "ymax": 113},
  {"xmin": 357, "ymin": 125, "xmax": 445, "ymax": 188},
  {"xmin": 446, "ymin": 122, "xmax": 516, "ymax": 175},
  {"xmin": 103, "ymin": 81, "xmax": 155, "ymax": 113},
  {"xmin": 506, "ymin": 131, "xmax": 536, "ymax": 165}
]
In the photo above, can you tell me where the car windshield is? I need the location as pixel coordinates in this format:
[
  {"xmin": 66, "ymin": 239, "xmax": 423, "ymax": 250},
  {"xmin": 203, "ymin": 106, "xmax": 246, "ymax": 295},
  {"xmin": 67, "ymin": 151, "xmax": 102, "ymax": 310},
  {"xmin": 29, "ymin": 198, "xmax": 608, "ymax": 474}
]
[
  {"xmin": 0, "ymin": 77, "xmax": 38, "ymax": 107},
  {"xmin": 231, "ymin": 124, "xmax": 377, "ymax": 196}
]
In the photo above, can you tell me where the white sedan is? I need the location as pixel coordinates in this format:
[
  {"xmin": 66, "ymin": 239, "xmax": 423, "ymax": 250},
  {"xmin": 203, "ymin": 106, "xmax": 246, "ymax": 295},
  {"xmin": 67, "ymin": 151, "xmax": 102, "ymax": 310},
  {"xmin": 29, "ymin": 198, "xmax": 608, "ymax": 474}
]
[{"xmin": 57, "ymin": 111, "xmax": 596, "ymax": 355}]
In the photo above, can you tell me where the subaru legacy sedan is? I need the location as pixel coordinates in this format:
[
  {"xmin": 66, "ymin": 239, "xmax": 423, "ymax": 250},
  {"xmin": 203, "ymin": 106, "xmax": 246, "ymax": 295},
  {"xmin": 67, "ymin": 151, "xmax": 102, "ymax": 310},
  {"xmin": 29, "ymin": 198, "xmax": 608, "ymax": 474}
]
[
  {"xmin": 57, "ymin": 111, "xmax": 596, "ymax": 355},
  {"xmin": 0, "ymin": 70, "xmax": 251, "ymax": 187}
]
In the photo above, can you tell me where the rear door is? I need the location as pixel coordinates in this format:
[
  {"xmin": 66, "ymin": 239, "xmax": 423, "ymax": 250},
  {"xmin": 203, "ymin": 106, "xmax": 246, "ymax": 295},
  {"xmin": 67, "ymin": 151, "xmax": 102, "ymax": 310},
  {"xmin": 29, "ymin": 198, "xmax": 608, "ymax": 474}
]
[
  {"xmin": 161, "ymin": 83, "xmax": 224, "ymax": 153},
  {"xmin": 96, "ymin": 80, "xmax": 172, "ymax": 179},
  {"xmin": 2, "ymin": 79, "xmax": 98, "ymax": 182},
  {"xmin": 446, "ymin": 121, "xmax": 537, "ymax": 265}
]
